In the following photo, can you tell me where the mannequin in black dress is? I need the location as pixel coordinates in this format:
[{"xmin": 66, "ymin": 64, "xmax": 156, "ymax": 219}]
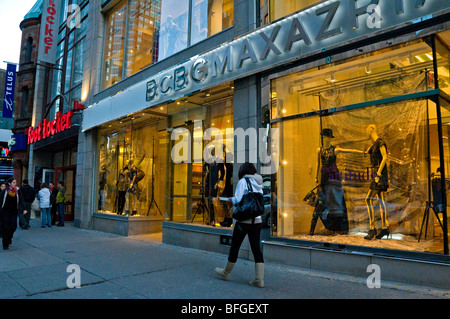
[
  {"xmin": 310, "ymin": 129, "xmax": 363, "ymax": 235},
  {"xmin": 364, "ymin": 124, "xmax": 390, "ymax": 240}
]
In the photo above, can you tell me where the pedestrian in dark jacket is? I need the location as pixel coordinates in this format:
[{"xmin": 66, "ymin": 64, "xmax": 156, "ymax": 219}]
[
  {"xmin": 0, "ymin": 178, "xmax": 26, "ymax": 250},
  {"xmin": 0, "ymin": 182, "xmax": 5, "ymax": 238},
  {"xmin": 49, "ymin": 182, "xmax": 58, "ymax": 225},
  {"xmin": 19, "ymin": 179, "xmax": 35, "ymax": 229}
]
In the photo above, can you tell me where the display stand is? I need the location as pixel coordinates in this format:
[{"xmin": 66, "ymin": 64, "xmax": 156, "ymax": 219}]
[
  {"xmin": 191, "ymin": 187, "xmax": 209, "ymax": 223},
  {"xmin": 147, "ymin": 136, "xmax": 162, "ymax": 216},
  {"xmin": 418, "ymin": 96, "xmax": 444, "ymax": 241}
]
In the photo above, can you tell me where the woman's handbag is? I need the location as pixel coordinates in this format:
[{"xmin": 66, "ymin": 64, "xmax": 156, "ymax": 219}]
[
  {"xmin": 232, "ymin": 178, "xmax": 264, "ymax": 222},
  {"xmin": 31, "ymin": 198, "xmax": 41, "ymax": 212},
  {"xmin": 303, "ymin": 185, "xmax": 319, "ymax": 207}
]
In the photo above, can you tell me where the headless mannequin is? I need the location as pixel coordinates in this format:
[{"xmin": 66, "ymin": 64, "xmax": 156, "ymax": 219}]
[
  {"xmin": 310, "ymin": 129, "xmax": 362, "ymax": 235},
  {"xmin": 364, "ymin": 124, "xmax": 390, "ymax": 240},
  {"xmin": 314, "ymin": 136, "xmax": 364, "ymax": 184}
]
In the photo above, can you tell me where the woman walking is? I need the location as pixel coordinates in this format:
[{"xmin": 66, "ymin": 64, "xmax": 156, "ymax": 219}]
[
  {"xmin": 38, "ymin": 183, "xmax": 52, "ymax": 228},
  {"xmin": 215, "ymin": 162, "xmax": 265, "ymax": 288},
  {"xmin": 0, "ymin": 178, "xmax": 27, "ymax": 250}
]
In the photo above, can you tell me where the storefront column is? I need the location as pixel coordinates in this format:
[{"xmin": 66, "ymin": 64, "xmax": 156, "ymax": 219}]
[
  {"xmin": 74, "ymin": 129, "xmax": 96, "ymax": 229},
  {"xmin": 232, "ymin": 75, "xmax": 261, "ymax": 180},
  {"xmin": 27, "ymin": 64, "xmax": 47, "ymax": 184}
]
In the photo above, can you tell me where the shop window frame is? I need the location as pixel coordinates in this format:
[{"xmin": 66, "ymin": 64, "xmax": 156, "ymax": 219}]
[{"xmin": 264, "ymin": 35, "xmax": 450, "ymax": 258}]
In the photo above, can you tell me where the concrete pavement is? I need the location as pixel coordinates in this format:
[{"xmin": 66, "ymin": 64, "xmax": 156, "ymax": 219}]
[{"xmin": 0, "ymin": 218, "xmax": 449, "ymax": 300}]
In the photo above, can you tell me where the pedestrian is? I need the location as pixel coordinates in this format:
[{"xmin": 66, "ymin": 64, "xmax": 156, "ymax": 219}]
[
  {"xmin": 56, "ymin": 181, "xmax": 65, "ymax": 227},
  {"xmin": 0, "ymin": 178, "xmax": 27, "ymax": 250},
  {"xmin": 38, "ymin": 183, "xmax": 52, "ymax": 228},
  {"xmin": 49, "ymin": 182, "xmax": 58, "ymax": 225},
  {"xmin": 19, "ymin": 179, "xmax": 35, "ymax": 229},
  {"xmin": 215, "ymin": 162, "xmax": 265, "ymax": 288},
  {"xmin": 0, "ymin": 182, "xmax": 5, "ymax": 237}
]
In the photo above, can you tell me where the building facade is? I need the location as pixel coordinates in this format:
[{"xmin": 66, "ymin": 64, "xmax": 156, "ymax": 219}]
[
  {"xmin": 24, "ymin": 0, "xmax": 450, "ymax": 285},
  {"xmin": 12, "ymin": 1, "xmax": 42, "ymax": 183}
]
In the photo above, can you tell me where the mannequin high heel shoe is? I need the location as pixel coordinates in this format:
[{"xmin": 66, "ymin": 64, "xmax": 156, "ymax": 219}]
[
  {"xmin": 376, "ymin": 228, "xmax": 390, "ymax": 239},
  {"xmin": 364, "ymin": 229, "xmax": 377, "ymax": 240},
  {"xmin": 364, "ymin": 228, "xmax": 377, "ymax": 240}
]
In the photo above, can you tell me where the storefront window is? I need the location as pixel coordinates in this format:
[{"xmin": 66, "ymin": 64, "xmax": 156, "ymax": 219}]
[
  {"xmin": 167, "ymin": 85, "xmax": 234, "ymax": 225},
  {"xmin": 96, "ymin": 82, "xmax": 234, "ymax": 226},
  {"xmin": 270, "ymin": 39, "xmax": 449, "ymax": 254},
  {"xmin": 269, "ymin": 0, "xmax": 319, "ymax": 22},
  {"xmin": 97, "ymin": 113, "xmax": 168, "ymax": 217},
  {"xmin": 272, "ymin": 40, "xmax": 434, "ymax": 119}
]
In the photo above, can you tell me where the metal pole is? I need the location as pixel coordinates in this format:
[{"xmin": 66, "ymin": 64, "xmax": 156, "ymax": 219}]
[{"xmin": 431, "ymin": 36, "xmax": 449, "ymax": 255}]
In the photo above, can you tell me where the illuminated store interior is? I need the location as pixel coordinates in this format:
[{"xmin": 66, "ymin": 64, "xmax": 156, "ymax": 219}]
[
  {"xmin": 270, "ymin": 33, "xmax": 450, "ymax": 254},
  {"xmin": 96, "ymin": 82, "xmax": 234, "ymax": 226}
]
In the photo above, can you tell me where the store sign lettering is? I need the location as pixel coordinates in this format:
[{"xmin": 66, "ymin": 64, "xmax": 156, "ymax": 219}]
[
  {"xmin": 2, "ymin": 64, "xmax": 17, "ymax": 119},
  {"xmin": 26, "ymin": 111, "xmax": 74, "ymax": 145},
  {"xmin": 82, "ymin": 0, "xmax": 449, "ymax": 131},
  {"xmin": 38, "ymin": 0, "xmax": 61, "ymax": 64},
  {"xmin": 145, "ymin": 0, "xmax": 442, "ymax": 102}
]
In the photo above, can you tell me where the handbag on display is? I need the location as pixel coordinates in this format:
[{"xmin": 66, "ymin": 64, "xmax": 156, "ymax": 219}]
[
  {"xmin": 303, "ymin": 185, "xmax": 319, "ymax": 207},
  {"xmin": 232, "ymin": 178, "xmax": 264, "ymax": 222}
]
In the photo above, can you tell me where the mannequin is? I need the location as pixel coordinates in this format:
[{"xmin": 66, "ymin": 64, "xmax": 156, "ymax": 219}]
[
  {"xmin": 310, "ymin": 128, "xmax": 363, "ymax": 235},
  {"xmin": 116, "ymin": 160, "xmax": 130, "ymax": 215},
  {"xmin": 98, "ymin": 163, "xmax": 108, "ymax": 211},
  {"xmin": 127, "ymin": 164, "xmax": 145, "ymax": 216},
  {"xmin": 203, "ymin": 147, "xmax": 225, "ymax": 225},
  {"xmin": 220, "ymin": 145, "xmax": 234, "ymax": 227},
  {"xmin": 364, "ymin": 124, "xmax": 390, "ymax": 240}
]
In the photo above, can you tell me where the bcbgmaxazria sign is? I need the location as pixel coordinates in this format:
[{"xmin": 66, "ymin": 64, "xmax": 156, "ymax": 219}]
[{"xmin": 83, "ymin": 0, "xmax": 450, "ymax": 131}]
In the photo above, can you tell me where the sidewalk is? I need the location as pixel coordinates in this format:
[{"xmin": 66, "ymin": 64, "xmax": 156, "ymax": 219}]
[{"xmin": 0, "ymin": 218, "xmax": 449, "ymax": 299}]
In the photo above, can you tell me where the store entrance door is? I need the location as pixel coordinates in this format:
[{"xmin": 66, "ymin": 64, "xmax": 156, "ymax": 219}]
[
  {"xmin": 54, "ymin": 165, "xmax": 76, "ymax": 222},
  {"xmin": 168, "ymin": 122, "xmax": 204, "ymax": 222}
]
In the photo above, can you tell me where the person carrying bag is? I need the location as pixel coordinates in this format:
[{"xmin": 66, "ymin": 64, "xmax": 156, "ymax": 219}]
[{"xmin": 215, "ymin": 162, "xmax": 265, "ymax": 288}]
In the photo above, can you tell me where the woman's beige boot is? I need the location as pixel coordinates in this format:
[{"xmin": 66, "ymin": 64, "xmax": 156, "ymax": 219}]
[
  {"xmin": 249, "ymin": 263, "xmax": 265, "ymax": 288},
  {"xmin": 215, "ymin": 261, "xmax": 235, "ymax": 280}
]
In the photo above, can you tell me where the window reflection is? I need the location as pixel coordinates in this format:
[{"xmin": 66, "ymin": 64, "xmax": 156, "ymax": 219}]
[
  {"xmin": 126, "ymin": 0, "xmax": 161, "ymax": 76},
  {"xmin": 102, "ymin": 0, "xmax": 234, "ymax": 89},
  {"xmin": 269, "ymin": 0, "xmax": 319, "ymax": 22},
  {"xmin": 103, "ymin": 1, "xmax": 127, "ymax": 88}
]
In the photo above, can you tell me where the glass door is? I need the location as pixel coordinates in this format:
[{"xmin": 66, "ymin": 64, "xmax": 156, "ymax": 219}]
[
  {"xmin": 42, "ymin": 169, "xmax": 55, "ymax": 185},
  {"xmin": 169, "ymin": 123, "xmax": 193, "ymax": 222},
  {"xmin": 54, "ymin": 165, "xmax": 76, "ymax": 222}
]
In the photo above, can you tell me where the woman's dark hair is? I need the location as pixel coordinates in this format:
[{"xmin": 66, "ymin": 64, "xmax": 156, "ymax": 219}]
[
  {"xmin": 7, "ymin": 178, "xmax": 15, "ymax": 185},
  {"xmin": 41, "ymin": 183, "xmax": 48, "ymax": 189},
  {"xmin": 238, "ymin": 162, "xmax": 257, "ymax": 180}
]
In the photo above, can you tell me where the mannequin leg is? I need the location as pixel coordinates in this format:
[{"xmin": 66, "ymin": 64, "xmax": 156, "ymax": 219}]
[
  {"xmin": 364, "ymin": 190, "xmax": 377, "ymax": 240},
  {"xmin": 365, "ymin": 190, "xmax": 376, "ymax": 230},
  {"xmin": 376, "ymin": 192, "xmax": 390, "ymax": 239},
  {"xmin": 377, "ymin": 192, "xmax": 389, "ymax": 229}
]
